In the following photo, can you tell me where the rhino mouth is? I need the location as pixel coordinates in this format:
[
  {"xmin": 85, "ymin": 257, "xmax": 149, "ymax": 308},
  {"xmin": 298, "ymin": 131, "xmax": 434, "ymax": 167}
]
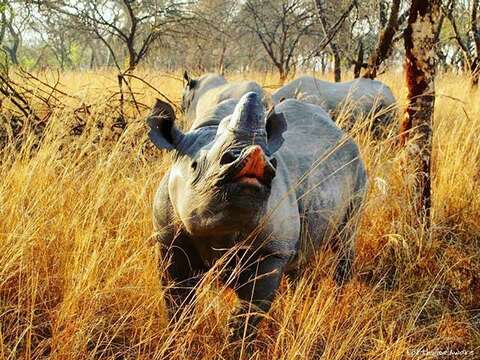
[{"xmin": 218, "ymin": 145, "xmax": 276, "ymax": 188}]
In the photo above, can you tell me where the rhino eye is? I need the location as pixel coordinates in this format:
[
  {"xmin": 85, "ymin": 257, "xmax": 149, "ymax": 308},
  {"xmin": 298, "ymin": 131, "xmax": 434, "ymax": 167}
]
[
  {"xmin": 220, "ymin": 151, "xmax": 237, "ymax": 165},
  {"xmin": 191, "ymin": 160, "xmax": 198, "ymax": 171}
]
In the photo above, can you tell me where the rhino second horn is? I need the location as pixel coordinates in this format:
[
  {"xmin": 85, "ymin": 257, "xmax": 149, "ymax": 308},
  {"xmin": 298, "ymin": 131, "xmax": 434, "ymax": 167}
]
[{"xmin": 229, "ymin": 92, "xmax": 265, "ymax": 133}]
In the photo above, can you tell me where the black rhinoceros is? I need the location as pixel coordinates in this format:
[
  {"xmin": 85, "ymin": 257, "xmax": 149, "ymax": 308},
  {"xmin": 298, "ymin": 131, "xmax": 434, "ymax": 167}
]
[
  {"xmin": 272, "ymin": 75, "xmax": 396, "ymax": 134},
  {"xmin": 148, "ymin": 91, "xmax": 367, "ymax": 338},
  {"xmin": 182, "ymin": 71, "xmax": 272, "ymax": 122}
]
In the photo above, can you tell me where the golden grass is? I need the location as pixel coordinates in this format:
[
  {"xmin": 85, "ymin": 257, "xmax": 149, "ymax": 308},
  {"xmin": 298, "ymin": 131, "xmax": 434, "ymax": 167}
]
[{"xmin": 0, "ymin": 69, "xmax": 479, "ymax": 359}]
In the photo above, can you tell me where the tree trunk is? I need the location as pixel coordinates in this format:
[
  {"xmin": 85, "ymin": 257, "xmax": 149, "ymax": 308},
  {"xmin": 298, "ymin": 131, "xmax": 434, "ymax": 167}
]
[
  {"xmin": 353, "ymin": 40, "xmax": 364, "ymax": 78},
  {"xmin": 332, "ymin": 45, "xmax": 341, "ymax": 82},
  {"xmin": 363, "ymin": 0, "xmax": 401, "ymax": 79},
  {"xmin": 314, "ymin": 0, "xmax": 341, "ymax": 82},
  {"xmin": 472, "ymin": 57, "xmax": 480, "ymax": 86},
  {"xmin": 5, "ymin": 46, "xmax": 19, "ymax": 65},
  {"xmin": 321, "ymin": 52, "xmax": 327, "ymax": 74},
  {"xmin": 127, "ymin": 43, "xmax": 136, "ymax": 72},
  {"xmin": 89, "ymin": 45, "xmax": 96, "ymax": 70},
  {"xmin": 399, "ymin": 0, "xmax": 441, "ymax": 228},
  {"xmin": 2, "ymin": 7, "xmax": 20, "ymax": 66},
  {"xmin": 218, "ymin": 42, "xmax": 227, "ymax": 76},
  {"xmin": 278, "ymin": 65, "xmax": 287, "ymax": 84}
]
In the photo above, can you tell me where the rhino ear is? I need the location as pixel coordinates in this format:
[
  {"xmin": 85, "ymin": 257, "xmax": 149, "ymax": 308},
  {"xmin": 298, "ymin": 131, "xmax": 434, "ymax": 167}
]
[
  {"xmin": 183, "ymin": 70, "xmax": 190, "ymax": 84},
  {"xmin": 265, "ymin": 107, "xmax": 287, "ymax": 153},
  {"xmin": 147, "ymin": 99, "xmax": 184, "ymax": 151},
  {"xmin": 183, "ymin": 70, "xmax": 196, "ymax": 89}
]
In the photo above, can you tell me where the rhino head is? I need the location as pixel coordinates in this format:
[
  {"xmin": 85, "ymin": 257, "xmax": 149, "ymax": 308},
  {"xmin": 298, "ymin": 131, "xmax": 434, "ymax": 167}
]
[
  {"xmin": 181, "ymin": 71, "xmax": 228, "ymax": 120},
  {"xmin": 148, "ymin": 92, "xmax": 287, "ymax": 237}
]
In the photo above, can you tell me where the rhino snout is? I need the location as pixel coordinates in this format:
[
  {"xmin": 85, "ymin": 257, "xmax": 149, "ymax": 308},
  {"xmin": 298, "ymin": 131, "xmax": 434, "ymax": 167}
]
[{"xmin": 220, "ymin": 145, "xmax": 276, "ymax": 187}]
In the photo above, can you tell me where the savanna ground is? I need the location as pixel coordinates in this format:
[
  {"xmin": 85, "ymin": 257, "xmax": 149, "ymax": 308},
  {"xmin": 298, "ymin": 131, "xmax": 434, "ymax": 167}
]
[{"xmin": 0, "ymin": 69, "xmax": 479, "ymax": 359}]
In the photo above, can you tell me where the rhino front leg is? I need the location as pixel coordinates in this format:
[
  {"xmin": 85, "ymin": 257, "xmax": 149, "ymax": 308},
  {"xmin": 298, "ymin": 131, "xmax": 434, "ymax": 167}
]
[
  {"xmin": 161, "ymin": 238, "xmax": 206, "ymax": 321},
  {"xmin": 230, "ymin": 253, "xmax": 288, "ymax": 340}
]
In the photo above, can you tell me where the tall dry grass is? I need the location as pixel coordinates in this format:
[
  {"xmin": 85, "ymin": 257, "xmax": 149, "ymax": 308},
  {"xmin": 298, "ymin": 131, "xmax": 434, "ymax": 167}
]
[{"xmin": 0, "ymin": 70, "xmax": 479, "ymax": 359}]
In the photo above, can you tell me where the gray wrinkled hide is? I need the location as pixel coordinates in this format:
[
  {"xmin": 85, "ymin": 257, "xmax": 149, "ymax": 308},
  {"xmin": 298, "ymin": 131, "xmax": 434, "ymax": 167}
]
[
  {"xmin": 152, "ymin": 93, "xmax": 367, "ymax": 338},
  {"xmin": 183, "ymin": 73, "xmax": 227, "ymax": 121},
  {"xmin": 272, "ymin": 75, "xmax": 396, "ymax": 129},
  {"xmin": 154, "ymin": 98, "xmax": 367, "ymax": 271},
  {"xmin": 183, "ymin": 73, "xmax": 272, "ymax": 125}
]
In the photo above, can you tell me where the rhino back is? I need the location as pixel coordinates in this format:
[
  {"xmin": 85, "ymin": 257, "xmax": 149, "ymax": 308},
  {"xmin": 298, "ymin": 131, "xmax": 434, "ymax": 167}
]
[
  {"xmin": 272, "ymin": 76, "xmax": 396, "ymax": 116},
  {"xmin": 336, "ymin": 78, "xmax": 395, "ymax": 109},
  {"xmin": 267, "ymin": 99, "xmax": 366, "ymax": 261},
  {"xmin": 272, "ymin": 76, "xmax": 318, "ymax": 103}
]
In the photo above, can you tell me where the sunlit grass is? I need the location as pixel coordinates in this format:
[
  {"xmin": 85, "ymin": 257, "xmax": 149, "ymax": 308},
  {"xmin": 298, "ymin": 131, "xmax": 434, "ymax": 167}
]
[{"xmin": 0, "ymin": 70, "xmax": 478, "ymax": 359}]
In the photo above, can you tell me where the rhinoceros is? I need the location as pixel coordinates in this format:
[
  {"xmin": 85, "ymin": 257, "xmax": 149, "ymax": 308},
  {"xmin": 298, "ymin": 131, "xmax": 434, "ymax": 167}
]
[
  {"xmin": 148, "ymin": 92, "xmax": 367, "ymax": 338},
  {"xmin": 272, "ymin": 75, "xmax": 396, "ymax": 134},
  {"xmin": 182, "ymin": 71, "xmax": 272, "ymax": 123}
]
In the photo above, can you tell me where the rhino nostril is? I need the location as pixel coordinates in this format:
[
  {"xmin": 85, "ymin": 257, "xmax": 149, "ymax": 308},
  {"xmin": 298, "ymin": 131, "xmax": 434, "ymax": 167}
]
[{"xmin": 220, "ymin": 151, "xmax": 237, "ymax": 165}]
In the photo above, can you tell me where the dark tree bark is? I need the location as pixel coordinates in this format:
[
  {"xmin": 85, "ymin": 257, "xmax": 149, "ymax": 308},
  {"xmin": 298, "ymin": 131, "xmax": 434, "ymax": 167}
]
[
  {"xmin": 321, "ymin": 52, "xmax": 327, "ymax": 74},
  {"xmin": 332, "ymin": 45, "xmax": 341, "ymax": 82},
  {"xmin": 400, "ymin": 0, "xmax": 441, "ymax": 228},
  {"xmin": 363, "ymin": 0, "xmax": 401, "ymax": 79},
  {"xmin": 353, "ymin": 40, "xmax": 364, "ymax": 78},
  {"xmin": 89, "ymin": 44, "xmax": 97, "ymax": 70}
]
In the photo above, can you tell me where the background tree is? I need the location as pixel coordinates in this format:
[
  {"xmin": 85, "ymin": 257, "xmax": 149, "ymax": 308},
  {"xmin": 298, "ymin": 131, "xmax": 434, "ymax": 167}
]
[
  {"xmin": 444, "ymin": 0, "xmax": 480, "ymax": 86},
  {"xmin": 400, "ymin": 0, "xmax": 441, "ymax": 228},
  {"xmin": 242, "ymin": 0, "xmax": 316, "ymax": 83},
  {"xmin": 314, "ymin": 0, "xmax": 350, "ymax": 82},
  {"xmin": 1, "ymin": 0, "xmax": 478, "ymax": 80},
  {"xmin": 362, "ymin": 0, "xmax": 401, "ymax": 79},
  {"xmin": 0, "ymin": 0, "xmax": 30, "ymax": 65},
  {"xmin": 35, "ymin": 0, "xmax": 188, "ymax": 73},
  {"xmin": 28, "ymin": 10, "xmax": 81, "ymax": 70},
  {"xmin": 175, "ymin": 0, "xmax": 241, "ymax": 74}
]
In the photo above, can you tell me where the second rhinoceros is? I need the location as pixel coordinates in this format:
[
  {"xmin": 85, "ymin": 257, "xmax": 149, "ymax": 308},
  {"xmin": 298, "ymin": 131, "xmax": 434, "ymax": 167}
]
[
  {"xmin": 148, "ymin": 91, "xmax": 367, "ymax": 338},
  {"xmin": 181, "ymin": 71, "xmax": 272, "ymax": 123},
  {"xmin": 272, "ymin": 75, "xmax": 396, "ymax": 134}
]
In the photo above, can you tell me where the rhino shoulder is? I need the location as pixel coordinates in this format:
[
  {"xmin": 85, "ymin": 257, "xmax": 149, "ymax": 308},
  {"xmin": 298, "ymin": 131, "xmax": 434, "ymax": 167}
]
[
  {"xmin": 351, "ymin": 79, "xmax": 396, "ymax": 102},
  {"xmin": 276, "ymin": 98, "xmax": 334, "ymax": 126},
  {"xmin": 295, "ymin": 75, "xmax": 317, "ymax": 84},
  {"xmin": 272, "ymin": 76, "xmax": 323, "ymax": 104}
]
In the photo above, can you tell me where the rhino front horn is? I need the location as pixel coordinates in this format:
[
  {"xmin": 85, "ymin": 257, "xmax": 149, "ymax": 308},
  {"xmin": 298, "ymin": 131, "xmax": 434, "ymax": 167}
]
[{"xmin": 229, "ymin": 92, "xmax": 265, "ymax": 133}]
